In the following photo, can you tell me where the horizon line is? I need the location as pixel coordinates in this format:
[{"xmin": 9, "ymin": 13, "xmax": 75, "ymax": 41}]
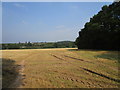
[{"xmin": 1, "ymin": 40, "xmax": 75, "ymax": 44}]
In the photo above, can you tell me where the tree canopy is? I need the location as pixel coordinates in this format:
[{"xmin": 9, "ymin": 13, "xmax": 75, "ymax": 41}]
[{"xmin": 75, "ymin": 1, "xmax": 120, "ymax": 50}]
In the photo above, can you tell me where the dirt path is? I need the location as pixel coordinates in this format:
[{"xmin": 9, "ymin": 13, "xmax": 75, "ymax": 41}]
[{"xmin": 9, "ymin": 60, "xmax": 25, "ymax": 88}]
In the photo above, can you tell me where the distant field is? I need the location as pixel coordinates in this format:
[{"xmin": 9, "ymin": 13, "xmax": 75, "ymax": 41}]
[{"xmin": 2, "ymin": 48, "xmax": 120, "ymax": 88}]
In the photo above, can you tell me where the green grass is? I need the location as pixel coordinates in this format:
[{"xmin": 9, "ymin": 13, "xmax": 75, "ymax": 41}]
[{"xmin": 94, "ymin": 51, "xmax": 120, "ymax": 61}]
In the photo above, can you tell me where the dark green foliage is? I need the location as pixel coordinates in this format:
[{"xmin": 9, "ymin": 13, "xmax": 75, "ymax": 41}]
[
  {"xmin": 75, "ymin": 2, "xmax": 120, "ymax": 50},
  {"xmin": 1, "ymin": 41, "xmax": 76, "ymax": 49},
  {"xmin": 54, "ymin": 41, "xmax": 76, "ymax": 48},
  {"xmin": 2, "ymin": 44, "xmax": 20, "ymax": 49},
  {"xmin": 27, "ymin": 41, "xmax": 32, "ymax": 46}
]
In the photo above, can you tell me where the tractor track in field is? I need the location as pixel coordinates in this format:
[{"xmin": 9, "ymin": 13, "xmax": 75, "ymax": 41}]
[
  {"xmin": 9, "ymin": 60, "xmax": 26, "ymax": 88},
  {"xmin": 50, "ymin": 53, "xmax": 120, "ymax": 83},
  {"xmin": 55, "ymin": 75, "xmax": 94, "ymax": 87},
  {"xmin": 80, "ymin": 67, "xmax": 120, "ymax": 83},
  {"xmin": 50, "ymin": 53, "xmax": 92, "ymax": 63},
  {"xmin": 50, "ymin": 54, "xmax": 65, "ymax": 60},
  {"xmin": 55, "ymin": 72, "xmax": 118, "ymax": 87},
  {"xmin": 63, "ymin": 55, "xmax": 93, "ymax": 63}
]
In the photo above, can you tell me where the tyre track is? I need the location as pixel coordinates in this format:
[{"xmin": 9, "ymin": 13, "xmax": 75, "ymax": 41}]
[
  {"xmin": 63, "ymin": 55, "xmax": 93, "ymax": 63},
  {"xmin": 80, "ymin": 67, "xmax": 120, "ymax": 83},
  {"xmin": 50, "ymin": 53, "xmax": 95, "ymax": 87},
  {"xmin": 50, "ymin": 53, "xmax": 120, "ymax": 83},
  {"xmin": 50, "ymin": 54, "xmax": 65, "ymax": 60}
]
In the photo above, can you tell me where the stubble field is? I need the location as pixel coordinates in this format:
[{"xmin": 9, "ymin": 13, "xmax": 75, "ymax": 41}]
[{"xmin": 2, "ymin": 48, "xmax": 120, "ymax": 88}]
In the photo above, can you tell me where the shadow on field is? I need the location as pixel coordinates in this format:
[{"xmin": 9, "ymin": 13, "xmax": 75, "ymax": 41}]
[
  {"xmin": 2, "ymin": 58, "xmax": 21, "ymax": 88},
  {"xmin": 94, "ymin": 52, "xmax": 120, "ymax": 61},
  {"xmin": 68, "ymin": 49, "xmax": 119, "ymax": 61}
]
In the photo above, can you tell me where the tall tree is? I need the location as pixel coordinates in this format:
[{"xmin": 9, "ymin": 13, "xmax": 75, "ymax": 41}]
[{"xmin": 75, "ymin": 1, "xmax": 120, "ymax": 50}]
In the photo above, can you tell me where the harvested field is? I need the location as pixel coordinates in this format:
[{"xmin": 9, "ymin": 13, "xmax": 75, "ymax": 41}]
[{"xmin": 2, "ymin": 48, "xmax": 120, "ymax": 88}]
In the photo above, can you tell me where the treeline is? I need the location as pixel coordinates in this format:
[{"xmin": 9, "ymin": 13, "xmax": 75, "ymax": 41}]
[
  {"xmin": 75, "ymin": 1, "xmax": 120, "ymax": 50},
  {"xmin": 1, "ymin": 41, "xmax": 76, "ymax": 49}
]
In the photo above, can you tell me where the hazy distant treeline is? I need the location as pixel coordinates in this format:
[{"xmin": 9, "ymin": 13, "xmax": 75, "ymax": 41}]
[{"xmin": 1, "ymin": 41, "xmax": 76, "ymax": 49}]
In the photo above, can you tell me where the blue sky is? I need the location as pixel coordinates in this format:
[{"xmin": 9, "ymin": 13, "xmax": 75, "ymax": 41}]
[{"xmin": 2, "ymin": 2, "xmax": 112, "ymax": 43}]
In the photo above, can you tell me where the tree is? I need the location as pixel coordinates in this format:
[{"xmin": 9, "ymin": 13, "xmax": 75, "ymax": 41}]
[
  {"xmin": 27, "ymin": 41, "xmax": 32, "ymax": 46},
  {"xmin": 75, "ymin": 1, "xmax": 120, "ymax": 50}
]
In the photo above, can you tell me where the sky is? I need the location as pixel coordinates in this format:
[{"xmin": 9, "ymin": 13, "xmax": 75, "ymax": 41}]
[{"xmin": 2, "ymin": 2, "xmax": 112, "ymax": 43}]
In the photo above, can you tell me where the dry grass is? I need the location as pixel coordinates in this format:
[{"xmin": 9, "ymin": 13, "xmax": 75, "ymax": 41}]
[{"xmin": 2, "ymin": 48, "xmax": 120, "ymax": 88}]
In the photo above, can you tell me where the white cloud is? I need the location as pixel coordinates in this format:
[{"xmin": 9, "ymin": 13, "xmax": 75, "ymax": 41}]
[{"xmin": 13, "ymin": 3, "xmax": 25, "ymax": 8}]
